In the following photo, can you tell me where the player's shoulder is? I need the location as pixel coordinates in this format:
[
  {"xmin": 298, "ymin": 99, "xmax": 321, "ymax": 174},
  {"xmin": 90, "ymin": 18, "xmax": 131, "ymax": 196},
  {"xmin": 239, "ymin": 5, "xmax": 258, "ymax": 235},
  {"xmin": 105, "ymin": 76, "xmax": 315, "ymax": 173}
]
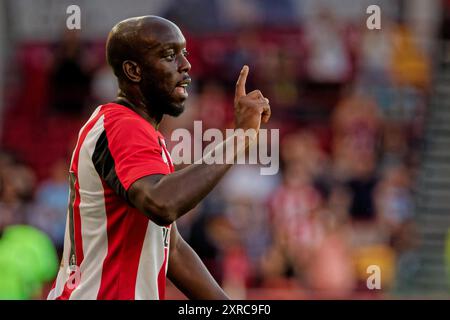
[
  {"xmin": 100, "ymin": 102, "xmax": 159, "ymax": 138},
  {"xmin": 101, "ymin": 102, "xmax": 148, "ymax": 125}
]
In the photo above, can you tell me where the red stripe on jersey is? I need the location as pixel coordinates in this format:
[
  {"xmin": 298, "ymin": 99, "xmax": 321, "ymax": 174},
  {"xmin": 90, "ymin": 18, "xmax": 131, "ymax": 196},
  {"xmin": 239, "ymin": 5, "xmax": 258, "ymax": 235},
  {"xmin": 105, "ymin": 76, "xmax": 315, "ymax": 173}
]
[
  {"xmin": 72, "ymin": 173, "xmax": 84, "ymax": 265},
  {"xmin": 56, "ymin": 107, "xmax": 105, "ymax": 300},
  {"xmin": 96, "ymin": 182, "xmax": 123, "ymax": 299},
  {"xmin": 157, "ymin": 247, "xmax": 169, "ymax": 300},
  {"xmin": 118, "ymin": 207, "xmax": 149, "ymax": 299},
  {"xmin": 157, "ymin": 136, "xmax": 172, "ymax": 300},
  {"xmin": 96, "ymin": 182, "xmax": 148, "ymax": 299}
]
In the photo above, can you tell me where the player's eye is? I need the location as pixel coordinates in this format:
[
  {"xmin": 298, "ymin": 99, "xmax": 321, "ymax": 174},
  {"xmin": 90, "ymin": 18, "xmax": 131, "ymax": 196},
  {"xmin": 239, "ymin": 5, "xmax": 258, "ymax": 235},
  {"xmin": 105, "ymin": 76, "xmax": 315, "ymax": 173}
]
[
  {"xmin": 164, "ymin": 53, "xmax": 176, "ymax": 61},
  {"xmin": 182, "ymin": 50, "xmax": 189, "ymax": 57}
]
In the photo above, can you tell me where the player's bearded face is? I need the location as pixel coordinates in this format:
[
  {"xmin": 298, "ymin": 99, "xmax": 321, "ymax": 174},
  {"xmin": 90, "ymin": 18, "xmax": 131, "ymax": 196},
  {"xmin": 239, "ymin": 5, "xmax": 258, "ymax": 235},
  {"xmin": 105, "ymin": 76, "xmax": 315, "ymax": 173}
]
[{"xmin": 139, "ymin": 59, "xmax": 188, "ymax": 118}]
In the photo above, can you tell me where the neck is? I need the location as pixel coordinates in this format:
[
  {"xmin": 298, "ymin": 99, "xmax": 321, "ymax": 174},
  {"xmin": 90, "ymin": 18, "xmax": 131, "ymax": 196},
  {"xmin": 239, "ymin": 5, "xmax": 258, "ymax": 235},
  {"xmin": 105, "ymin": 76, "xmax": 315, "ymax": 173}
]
[{"xmin": 116, "ymin": 88, "xmax": 162, "ymax": 129}]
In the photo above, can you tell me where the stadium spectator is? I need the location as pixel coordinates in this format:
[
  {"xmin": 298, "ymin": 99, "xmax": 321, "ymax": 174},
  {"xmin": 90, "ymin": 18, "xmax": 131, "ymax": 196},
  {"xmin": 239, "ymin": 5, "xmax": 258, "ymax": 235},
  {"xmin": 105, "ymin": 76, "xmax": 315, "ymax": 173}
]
[
  {"xmin": 0, "ymin": 1, "xmax": 431, "ymax": 299},
  {"xmin": 49, "ymin": 30, "xmax": 92, "ymax": 115}
]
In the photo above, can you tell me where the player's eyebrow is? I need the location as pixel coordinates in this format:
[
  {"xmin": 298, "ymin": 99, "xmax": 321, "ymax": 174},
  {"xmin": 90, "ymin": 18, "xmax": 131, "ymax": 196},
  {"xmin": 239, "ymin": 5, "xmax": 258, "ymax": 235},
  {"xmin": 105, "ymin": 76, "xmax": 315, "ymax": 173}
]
[
  {"xmin": 160, "ymin": 42, "xmax": 186, "ymax": 51},
  {"xmin": 143, "ymin": 41, "xmax": 186, "ymax": 56}
]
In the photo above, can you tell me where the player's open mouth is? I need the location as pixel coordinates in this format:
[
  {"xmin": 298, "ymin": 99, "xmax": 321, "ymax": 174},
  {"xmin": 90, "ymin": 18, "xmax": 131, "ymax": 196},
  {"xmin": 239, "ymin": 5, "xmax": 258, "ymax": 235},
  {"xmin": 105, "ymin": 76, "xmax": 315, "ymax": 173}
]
[{"xmin": 175, "ymin": 78, "xmax": 191, "ymax": 99}]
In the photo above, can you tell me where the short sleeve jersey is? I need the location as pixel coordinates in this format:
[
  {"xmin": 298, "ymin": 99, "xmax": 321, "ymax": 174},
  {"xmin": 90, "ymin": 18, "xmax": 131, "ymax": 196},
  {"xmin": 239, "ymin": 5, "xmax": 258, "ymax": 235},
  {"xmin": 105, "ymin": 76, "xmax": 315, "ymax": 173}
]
[{"xmin": 48, "ymin": 102, "xmax": 174, "ymax": 300}]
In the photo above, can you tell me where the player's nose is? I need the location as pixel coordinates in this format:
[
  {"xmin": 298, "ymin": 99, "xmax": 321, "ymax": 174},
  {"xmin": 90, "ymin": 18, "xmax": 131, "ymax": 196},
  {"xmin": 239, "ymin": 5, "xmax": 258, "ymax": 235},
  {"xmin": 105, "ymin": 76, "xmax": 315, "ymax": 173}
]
[{"xmin": 178, "ymin": 55, "xmax": 191, "ymax": 73}]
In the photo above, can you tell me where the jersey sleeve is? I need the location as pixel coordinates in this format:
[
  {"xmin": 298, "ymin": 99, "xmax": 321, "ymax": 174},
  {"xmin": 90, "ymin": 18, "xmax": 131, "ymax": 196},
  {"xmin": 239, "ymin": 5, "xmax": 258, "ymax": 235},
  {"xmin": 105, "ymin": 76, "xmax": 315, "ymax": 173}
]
[{"xmin": 92, "ymin": 112, "xmax": 170, "ymax": 201}]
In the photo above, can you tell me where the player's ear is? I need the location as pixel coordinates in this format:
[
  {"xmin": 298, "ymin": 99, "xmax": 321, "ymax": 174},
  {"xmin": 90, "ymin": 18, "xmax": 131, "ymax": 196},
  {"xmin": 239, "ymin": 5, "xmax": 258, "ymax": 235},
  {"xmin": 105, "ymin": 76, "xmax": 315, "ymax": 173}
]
[{"xmin": 122, "ymin": 60, "xmax": 141, "ymax": 82}]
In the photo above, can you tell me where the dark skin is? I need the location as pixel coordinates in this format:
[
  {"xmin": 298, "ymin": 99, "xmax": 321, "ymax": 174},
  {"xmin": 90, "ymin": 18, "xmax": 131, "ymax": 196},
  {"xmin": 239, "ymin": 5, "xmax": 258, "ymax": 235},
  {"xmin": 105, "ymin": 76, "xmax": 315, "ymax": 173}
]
[{"xmin": 106, "ymin": 16, "xmax": 271, "ymax": 300}]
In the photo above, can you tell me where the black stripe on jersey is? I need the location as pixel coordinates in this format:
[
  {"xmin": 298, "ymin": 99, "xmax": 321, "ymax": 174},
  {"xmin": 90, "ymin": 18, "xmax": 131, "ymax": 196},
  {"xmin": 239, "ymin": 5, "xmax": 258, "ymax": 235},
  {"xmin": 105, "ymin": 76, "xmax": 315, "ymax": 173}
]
[
  {"xmin": 68, "ymin": 171, "xmax": 77, "ymax": 266},
  {"xmin": 92, "ymin": 130, "xmax": 128, "ymax": 202}
]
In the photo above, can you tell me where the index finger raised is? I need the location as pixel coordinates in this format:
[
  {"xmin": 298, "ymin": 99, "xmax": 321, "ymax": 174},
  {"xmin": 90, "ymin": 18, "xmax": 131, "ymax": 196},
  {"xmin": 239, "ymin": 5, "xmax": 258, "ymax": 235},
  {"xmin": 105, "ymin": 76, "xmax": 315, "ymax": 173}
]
[{"xmin": 235, "ymin": 65, "xmax": 249, "ymax": 101}]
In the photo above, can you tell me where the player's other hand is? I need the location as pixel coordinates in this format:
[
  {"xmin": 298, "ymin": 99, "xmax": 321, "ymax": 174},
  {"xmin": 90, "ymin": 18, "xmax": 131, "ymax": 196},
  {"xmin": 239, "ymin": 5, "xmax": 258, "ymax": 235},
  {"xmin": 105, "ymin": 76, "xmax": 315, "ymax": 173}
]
[{"xmin": 234, "ymin": 65, "xmax": 271, "ymax": 132}]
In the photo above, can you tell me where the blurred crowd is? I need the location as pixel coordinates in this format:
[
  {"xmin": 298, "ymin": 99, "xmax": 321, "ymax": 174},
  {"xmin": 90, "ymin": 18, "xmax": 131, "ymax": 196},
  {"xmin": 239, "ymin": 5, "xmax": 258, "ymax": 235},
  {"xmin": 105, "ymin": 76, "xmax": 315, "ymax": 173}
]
[{"xmin": 0, "ymin": 5, "xmax": 435, "ymax": 299}]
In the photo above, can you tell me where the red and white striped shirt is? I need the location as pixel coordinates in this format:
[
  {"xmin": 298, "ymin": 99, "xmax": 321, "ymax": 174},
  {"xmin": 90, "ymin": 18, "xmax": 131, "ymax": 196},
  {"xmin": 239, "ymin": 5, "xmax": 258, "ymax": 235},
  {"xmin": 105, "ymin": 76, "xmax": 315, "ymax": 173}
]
[{"xmin": 48, "ymin": 102, "xmax": 174, "ymax": 300}]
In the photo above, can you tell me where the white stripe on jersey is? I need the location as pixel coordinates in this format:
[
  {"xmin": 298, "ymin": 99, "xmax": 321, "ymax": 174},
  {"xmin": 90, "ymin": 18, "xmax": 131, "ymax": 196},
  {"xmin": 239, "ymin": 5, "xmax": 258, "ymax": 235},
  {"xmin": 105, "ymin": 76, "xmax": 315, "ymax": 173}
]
[
  {"xmin": 69, "ymin": 115, "xmax": 108, "ymax": 299},
  {"xmin": 135, "ymin": 222, "xmax": 169, "ymax": 300},
  {"xmin": 48, "ymin": 107, "xmax": 104, "ymax": 300}
]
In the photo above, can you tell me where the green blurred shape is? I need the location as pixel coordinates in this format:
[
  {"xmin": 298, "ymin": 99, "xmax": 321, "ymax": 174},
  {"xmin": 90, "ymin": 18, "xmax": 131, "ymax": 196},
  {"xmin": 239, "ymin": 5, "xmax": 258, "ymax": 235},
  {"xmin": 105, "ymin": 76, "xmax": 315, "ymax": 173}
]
[
  {"xmin": 0, "ymin": 225, "xmax": 59, "ymax": 299},
  {"xmin": 0, "ymin": 259, "xmax": 28, "ymax": 300}
]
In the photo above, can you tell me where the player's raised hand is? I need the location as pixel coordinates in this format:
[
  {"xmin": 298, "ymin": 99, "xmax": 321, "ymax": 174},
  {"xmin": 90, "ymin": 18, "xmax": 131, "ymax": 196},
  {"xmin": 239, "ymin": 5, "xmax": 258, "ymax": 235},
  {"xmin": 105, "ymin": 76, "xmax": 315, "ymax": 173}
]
[{"xmin": 234, "ymin": 65, "xmax": 271, "ymax": 132}]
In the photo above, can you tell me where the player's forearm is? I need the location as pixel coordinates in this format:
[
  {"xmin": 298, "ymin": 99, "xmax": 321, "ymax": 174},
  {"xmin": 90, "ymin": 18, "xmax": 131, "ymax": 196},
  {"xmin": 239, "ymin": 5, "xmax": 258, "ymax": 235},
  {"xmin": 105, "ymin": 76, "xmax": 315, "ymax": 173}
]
[
  {"xmin": 128, "ymin": 162, "xmax": 232, "ymax": 225},
  {"xmin": 129, "ymin": 134, "xmax": 255, "ymax": 225},
  {"xmin": 168, "ymin": 236, "xmax": 229, "ymax": 300},
  {"xmin": 155, "ymin": 162, "xmax": 232, "ymax": 221}
]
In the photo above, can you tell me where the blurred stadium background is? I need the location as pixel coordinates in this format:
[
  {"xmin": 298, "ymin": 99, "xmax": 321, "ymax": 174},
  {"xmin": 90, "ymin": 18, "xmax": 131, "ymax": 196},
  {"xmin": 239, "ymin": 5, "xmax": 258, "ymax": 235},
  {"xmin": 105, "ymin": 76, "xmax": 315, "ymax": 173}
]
[{"xmin": 1, "ymin": 0, "xmax": 450, "ymax": 299}]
